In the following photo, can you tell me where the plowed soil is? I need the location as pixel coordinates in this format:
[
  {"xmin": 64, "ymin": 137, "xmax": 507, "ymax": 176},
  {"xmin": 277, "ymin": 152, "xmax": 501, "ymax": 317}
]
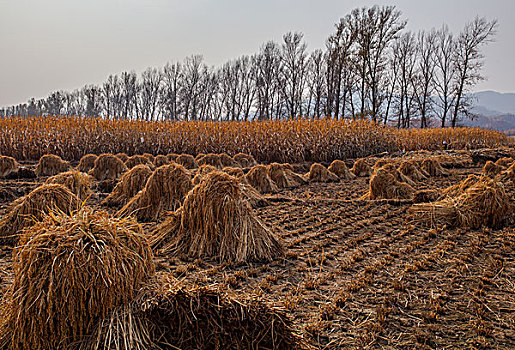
[{"xmin": 0, "ymin": 153, "xmax": 514, "ymax": 349}]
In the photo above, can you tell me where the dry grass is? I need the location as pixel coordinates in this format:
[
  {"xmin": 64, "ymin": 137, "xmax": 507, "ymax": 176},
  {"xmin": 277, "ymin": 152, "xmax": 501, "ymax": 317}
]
[
  {"xmin": 233, "ymin": 153, "xmax": 258, "ymax": 168},
  {"xmin": 77, "ymin": 154, "xmax": 98, "ymax": 173},
  {"xmin": 379, "ymin": 163, "xmax": 416, "ymax": 186},
  {"xmin": 35, "ymin": 154, "xmax": 71, "ymax": 177},
  {"xmin": 328, "ymin": 160, "xmax": 356, "ymax": 180},
  {"xmin": 483, "ymin": 160, "xmax": 504, "ymax": 176},
  {"xmin": 197, "ymin": 153, "xmax": 223, "ymax": 169},
  {"xmin": 410, "ymin": 176, "xmax": 510, "ymax": 229},
  {"xmin": 89, "ymin": 153, "xmax": 127, "ymax": 181},
  {"xmin": 118, "ymin": 163, "xmax": 192, "ymax": 221},
  {"xmin": 167, "ymin": 153, "xmax": 179, "ymax": 162},
  {"xmin": 372, "ymin": 159, "xmax": 397, "ymax": 173},
  {"xmin": 222, "ymin": 166, "xmax": 244, "ymax": 178},
  {"xmin": 142, "ymin": 153, "xmax": 154, "ymax": 163},
  {"xmin": 244, "ymin": 165, "xmax": 279, "ymax": 193},
  {"xmin": 398, "ymin": 160, "xmax": 428, "ymax": 182},
  {"xmin": 175, "ymin": 154, "xmax": 197, "ymax": 169},
  {"xmin": 192, "ymin": 164, "xmax": 218, "ymax": 185},
  {"xmin": 153, "ymin": 154, "xmax": 169, "ymax": 168},
  {"xmin": 352, "ymin": 159, "xmax": 372, "ymax": 177},
  {"xmin": 219, "ymin": 153, "xmax": 240, "ymax": 168},
  {"xmin": 413, "ymin": 189, "xmax": 439, "ymax": 203},
  {"xmin": 125, "ymin": 155, "xmax": 152, "ymax": 169},
  {"xmin": 267, "ymin": 163, "xmax": 307, "ymax": 189},
  {"xmin": 45, "ymin": 170, "xmax": 93, "ymax": 200},
  {"xmin": 0, "ymin": 156, "xmax": 18, "ymax": 178},
  {"xmin": 306, "ymin": 163, "xmax": 339, "ymax": 183},
  {"xmin": 0, "ymin": 208, "xmax": 155, "ymax": 350},
  {"xmin": 362, "ymin": 167, "xmax": 414, "ymax": 200},
  {"xmin": 103, "ymin": 164, "xmax": 153, "ymax": 207},
  {"xmin": 77, "ymin": 274, "xmax": 300, "ymax": 350},
  {"xmin": 440, "ymin": 174, "xmax": 481, "ymax": 198},
  {"xmin": 115, "ymin": 153, "xmax": 129, "ymax": 163},
  {"xmin": 0, "ymin": 184, "xmax": 79, "ymax": 246},
  {"xmin": 495, "ymin": 157, "xmax": 514, "ymax": 168},
  {"xmin": 421, "ymin": 158, "xmax": 448, "ymax": 177},
  {"xmin": 152, "ymin": 171, "xmax": 284, "ymax": 263}
]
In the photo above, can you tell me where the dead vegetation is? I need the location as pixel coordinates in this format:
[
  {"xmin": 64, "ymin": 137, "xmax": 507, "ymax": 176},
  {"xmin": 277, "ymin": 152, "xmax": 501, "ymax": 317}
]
[
  {"xmin": 398, "ymin": 160, "xmax": 428, "ymax": 181},
  {"xmin": 115, "ymin": 153, "xmax": 129, "ymax": 163},
  {"xmin": 125, "ymin": 155, "xmax": 152, "ymax": 169},
  {"xmin": 103, "ymin": 164, "xmax": 153, "ymax": 207},
  {"xmin": 35, "ymin": 154, "xmax": 71, "ymax": 177},
  {"xmin": 118, "ymin": 163, "xmax": 192, "ymax": 221},
  {"xmin": 482, "ymin": 160, "xmax": 504, "ymax": 176},
  {"xmin": 153, "ymin": 154, "xmax": 169, "ymax": 167},
  {"xmin": 77, "ymin": 154, "xmax": 98, "ymax": 173},
  {"xmin": 410, "ymin": 176, "xmax": 510, "ymax": 229},
  {"xmin": 244, "ymin": 165, "xmax": 279, "ymax": 193},
  {"xmin": 152, "ymin": 171, "xmax": 284, "ymax": 263},
  {"xmin": 219, "ymin": 153, "xmax": 240, "ymax": 168},
  {"xmin": 0, "ymin": 184, "xmax": 79, "ymax": 246},
  {"xmin": 0, "ymin": 208, "xmax": 154, "ymax": 350},
  {"xmin": 89, "ymin": 153, "xmax": 127, "ymax": 181},
  {"xmin": 0, "ymin": 156, "xmax": 18, "ymax": 178},
  {"xmin": 222, "ymin": 166, "xmax": 244, "ymax": 178},
  {"xmin": 352, "ymin": 158, "xmax": 372, "ymax": 177},
  {"xmin": 197, "ymin": 153, "xmax": 223, "ymax": 169},
  {"xmin": 233, "ymin": 153, "xmax": 257, "ymax": 168},
  {"xmin": 306, "ymin": 163, "xmax": 339, "ymax": 183},
  {"xmin": 421, "ymin": 158, "xmax": 448, "ymax": 176},
  {"xmin": 361, "ymin": 167, "xmax": 415, "ymax": 200},
  {"xmin": 267, "ymin": 163, "xmax": 307, "ymax": 189},
  {"xmin": 175, "ymin": 154, "xmax": 197, "ymax": 169},
  {"xmin": 45, "ymin": 170, "xmax": 93, "ymax": 200},
  {"xmin": 328, "ymin": 160, "xmax": 356, "ymax": 180}
]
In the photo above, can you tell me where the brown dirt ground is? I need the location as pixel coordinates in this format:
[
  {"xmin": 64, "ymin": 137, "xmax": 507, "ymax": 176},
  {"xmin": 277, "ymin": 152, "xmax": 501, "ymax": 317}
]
[{"xmin": 0, "ymin": 154, "xmax": 514, "ymax": 349}]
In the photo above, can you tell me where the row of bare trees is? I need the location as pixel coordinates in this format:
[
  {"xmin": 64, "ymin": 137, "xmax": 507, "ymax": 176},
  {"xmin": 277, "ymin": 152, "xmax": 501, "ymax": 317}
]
[{"xmin": 1, "ymin": 6, "xmax": 497, "ymax": 128}]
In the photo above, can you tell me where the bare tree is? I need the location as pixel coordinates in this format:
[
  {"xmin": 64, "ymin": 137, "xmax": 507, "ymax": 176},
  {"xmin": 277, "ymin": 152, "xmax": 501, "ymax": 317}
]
[
  {"xmin": 434, "ymin": 25, "xmax": 456, "ymax": 127},
  {"xmin": 161, "ymin": 62, "xmax": 182, "ymax": 121},
  {"xmin": 451, "ymin": 17, "xmax": 498, "ymax": 127},
  {"xmin": 413, "ymin": 30, "xmax": 437, "ymax": 128},
  {"xmin": 140, "ymin": 67, "xmax": 163, "ymax": 121}
]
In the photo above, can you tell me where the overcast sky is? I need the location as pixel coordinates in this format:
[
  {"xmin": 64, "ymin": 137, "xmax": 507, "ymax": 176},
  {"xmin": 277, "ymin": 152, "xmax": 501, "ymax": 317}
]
[{"xmin": 1, "ymin": 0, "xmax": 514, "ymax": 106}]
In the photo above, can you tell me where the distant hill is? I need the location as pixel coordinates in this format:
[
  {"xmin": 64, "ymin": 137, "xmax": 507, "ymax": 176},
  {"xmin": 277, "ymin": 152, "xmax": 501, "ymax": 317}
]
[{"xmin": 461, "ymin": 91, "xmax": 515, "ymax": 135}]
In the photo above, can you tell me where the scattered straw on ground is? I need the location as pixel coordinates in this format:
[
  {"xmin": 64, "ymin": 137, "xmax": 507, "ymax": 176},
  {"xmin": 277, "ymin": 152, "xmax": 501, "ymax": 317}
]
[
  {"xmin": 118, "ymin": 163, "xmax": 192, "ymax": 221},
  {"xmin": 35, "ymin": 154, "xmax": 71, "ymax": 177},
  {"xmin": 483, "ymin": 160, "xmax": 504, "ymax": 176},
  {"xmin": 152, "ymin": 171, "xmax": 284, "ymax": 263}
]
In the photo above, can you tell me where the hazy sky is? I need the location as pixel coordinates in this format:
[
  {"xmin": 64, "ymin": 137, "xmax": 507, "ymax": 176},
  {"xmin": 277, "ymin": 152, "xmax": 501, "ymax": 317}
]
[{"xmin": 1, "ymin": 0, "xmax": 514, "ymax": 106}]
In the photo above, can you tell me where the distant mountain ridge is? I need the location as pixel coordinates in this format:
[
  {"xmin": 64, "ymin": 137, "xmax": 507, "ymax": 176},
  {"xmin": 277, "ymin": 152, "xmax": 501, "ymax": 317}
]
[{"xmin": 463, "ymin": 90, "xmax": 515, "ymax": 135}]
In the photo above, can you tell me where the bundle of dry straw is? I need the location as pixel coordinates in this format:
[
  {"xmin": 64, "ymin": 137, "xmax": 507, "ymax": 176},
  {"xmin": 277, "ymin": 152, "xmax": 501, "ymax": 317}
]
[
  {"xmin": 45, "ymin": 170, "xmax": 93, "ymax": 200},
  {"xmin": 306, "ymin": 163, "xmax": 339, "ymax": 183},
  {"xmin": 361, "ymin": 167, "xmax": 414, "ymax": 200},
  {"xmin": 410, "ymin": 176, "xmax": 509, "ymax": 229},
  {"xmin": 35, "ymin": 154, "xmax": 71, "ymax": 177},
  {"xmin": 0, "ymin": 208, "xmax": 155, "ymax": 350},
  {"xmin": 233, "ymin": 153, "xmax": 258, "ymax": 168},
  {"xmin": 328, "ymin": 160, "xmax": 356, "ymax": 180},
  {"xmin": 152, "ymin": 171, "xmax": 283, "ymax": 263},
  {"xmin": 125, "ymin": 155, "xmax": 152, "ymax": 169},
  {"xmin": 398, "ymin": 160, "xmax": 428, "ymax": 182},
  {"xmin": 421, "ymin": 158, "xmax": 448, "ymax": 176},
  {"xmin": 0, "ymin": 156, "xmax": 18, "ymax": 178},
  {"xmin": 176, "ymin": 154, "xmax": 197, "ymax": 169},
  {"xmin": 103, "ymin": 164, "xmax": 153, "ymax": 207},
  {"xmin": 77, "ymin": 154, "xmax": 97, "ymax": 173},
  {"xmin": 115, "ymin": 152, "xmax": 129, "ymax": 162},
  {"xmin": 483, "ymin": 160, "xmax": 504, "ymax": 176},
  {"xmin": 266, "ymin": 163, "xmax": 306, "ymax": 189},
  {"xmin": 89, "ymin": 153, "xmax": 127, "ymax": 181},
  {"xmin": 118, "ymin": 163, "xmax": 192, "ymax": 221},
  {"xmin": 197, "ymin": 153, "xmax": 223, "ymax": 169},
  {"xmin": 153, "ymin": 154, "xmax": 169, "ymax": 167},
  {"xmin": 0, "ymin": 184, "xmax": 79, "ymax": 246},
  {"xmin": 352, "ymin": 158, "xmax": 372, "ymax": 177},
  {"xmin": 219, "ymin": 153, "xmax": 240, "ymax": 168},
  {"xmin": 244, "ymin": 165, "xmax": 279, "ymax": 193}
]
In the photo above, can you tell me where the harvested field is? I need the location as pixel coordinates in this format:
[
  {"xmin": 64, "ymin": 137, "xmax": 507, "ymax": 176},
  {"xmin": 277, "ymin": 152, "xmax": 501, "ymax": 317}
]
[{"xmin": 0, "ymin": 147, "xmax": 514, "ymax": 349}]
